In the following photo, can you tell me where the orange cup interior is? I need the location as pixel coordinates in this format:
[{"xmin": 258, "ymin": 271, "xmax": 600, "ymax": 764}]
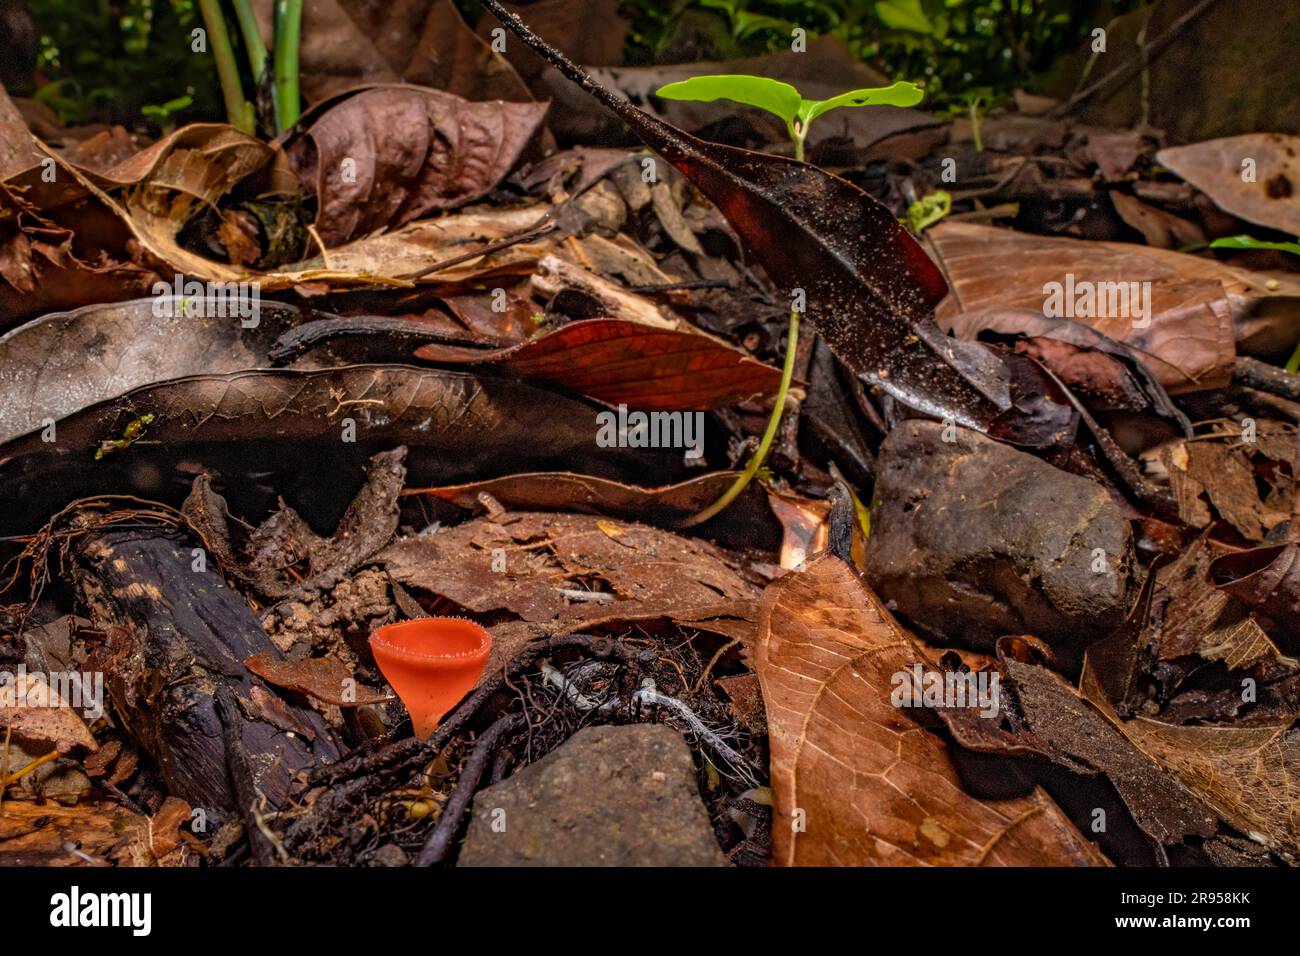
[{"xmin": 369, "ymin": 617, "xmax": 491, "ymax": 739}]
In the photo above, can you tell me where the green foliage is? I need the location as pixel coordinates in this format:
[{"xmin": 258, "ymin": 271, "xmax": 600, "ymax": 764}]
[
  {"xmin": 657, "ymin": 74, "xmax": 803, "ymax": 123},
  {"xmin": 29, "ymin": 0, "xmax": 223, "ymax": 128},
  {"xmin": 626, "ymin": 0, "xmax": 1146, "ymax": 111},
  {"xmin": 656, "ymin": 74, "xmax": 922, "ymax": 158},
  {"xmin": 874, "ymin": 0, "xmax": 933, "ymax": 34},
  {"xmin": 1210, "ymin": 235, "xmax": 1300, "ymax": 257},
  {"xmin": 141, "ymin": 94, "xmax": 194, "ymax": 132}
]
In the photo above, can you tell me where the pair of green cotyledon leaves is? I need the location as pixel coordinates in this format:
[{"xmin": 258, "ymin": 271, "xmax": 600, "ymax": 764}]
[{"xmin": 655, "ymin": 75, "xmax": 924, "ymax": 146}]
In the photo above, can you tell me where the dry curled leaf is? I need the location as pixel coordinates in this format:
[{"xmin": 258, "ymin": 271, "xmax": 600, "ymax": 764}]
[
  {"xmin": 755, "ymin": 554, "xmax": 1109, "ymax": 866},
  {"xmin": 284, "ymin": 85, "xmax": 548, "ymax": 246},
  {"xmin": 0, "ymin": 670, "xmax": 98, "ymax": 755}
]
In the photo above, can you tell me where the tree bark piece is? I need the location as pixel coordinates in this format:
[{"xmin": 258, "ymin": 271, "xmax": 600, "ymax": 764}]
[{"xmin": 74, "ymin": 529, "xmax": 340, "ymax": 830}]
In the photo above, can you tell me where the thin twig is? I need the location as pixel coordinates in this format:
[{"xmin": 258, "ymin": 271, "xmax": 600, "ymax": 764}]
[
  {"xmin": 415, "ymin": 714, "xmax": 523, "ymax": 866},
  {"xmin": 400, "ymin": 221, "xmax": 558, "ymax": 280}
]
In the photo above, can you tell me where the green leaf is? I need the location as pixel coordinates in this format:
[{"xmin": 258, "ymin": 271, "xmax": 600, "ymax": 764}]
[
  {"xmin": 734, "ymin": 11, "xmax": 794, "ymax": 39},
  {"xmin": 656, "ymin": 74, "xmax": 803, "ymax": 124},
  {"xmin": 907, "ymin": 189, "xmax": 951, "ymax": 233},
  {"xmin": 1210, "ymin": 234, "xmax": 1300, "ymax": 257},
  {"xmin": 874, "ymin": 0, "xmax": 933, "ymax": 33},
  {"xmin": 797, "ymin": 80, "xmax": 924, "ymax": 127}
]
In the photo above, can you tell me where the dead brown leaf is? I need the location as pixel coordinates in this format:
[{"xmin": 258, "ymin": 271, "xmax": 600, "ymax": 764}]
[
  {"xmin": 244, "ymin": 653, "xmax": 391, "ymax": 707},
  {"xmin": 755, "ymin": 554, "xmax": 1109, "ymax": 866},
  {"xmin": 1110, "ymin": 192, "xmax": 1205, "ymax": 249},
  {"xmin": 379, "ymin": 511, "xmax": 760, "ymax": 676},
  {"xmin": 284, "ymin": 85, "xmax": 548, "ymax": 246},
  {"xmin": 1157, "ymin": 134, "xmax": 1300, "ymax": 236},
  {"xmin": 1080, "ymin": 663, "xmax": 1300, "ymax": 862},
  {"xmin": 0, "ymin": 671, "xmax": 97, "ymax": 754},
  {"xmin": 930, "ymin": 221, "xmax": 1300, "ymax": 392}
]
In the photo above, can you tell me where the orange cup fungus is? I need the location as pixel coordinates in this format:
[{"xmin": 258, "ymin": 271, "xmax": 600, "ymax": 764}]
[{"xmin": 368, "ymin": 617, "xmax": 491, "ymax": 738}]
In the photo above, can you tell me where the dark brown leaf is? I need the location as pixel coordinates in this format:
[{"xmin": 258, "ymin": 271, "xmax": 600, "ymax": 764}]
[
  {"xmin": 480, "ymin": 0, "xmax": 1041, "ymax": 438},
  {"xmin": 284, "ymin": 85, "xmax": 548, "ymax": 246},
  {"xmin": 0, "ymin": 296, "xmax": 328, "ymax": 445},
  {"xmin": 1003, "ymin": 652, "xmax": 1222, "ymax": 849},
  {"xmin": 1079, "ymin": 660, "xmax": 1300, "ymax": 861}
]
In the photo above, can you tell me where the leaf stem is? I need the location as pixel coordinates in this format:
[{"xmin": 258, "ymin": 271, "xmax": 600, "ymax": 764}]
[
  {"xmin": 681, "ymin": 309, "xmax": 799, "ymax": 528},
  {"xmin": 273, "ymin": 0, "xmax": 303, "ymax": 132},
  {"xmin": 687, "ymin": 117, "xmax": 809, "ymax": 527},
  {"xmin": 232, "ymin": 0, "xmax": 268, "ymax": 82},
  {"xmin": 197, "ymin": 0, "xmax": 253, "ymax": 133},
  {"xmin": 790, "ymin": 121, "xmax": 807, "ymax": 163}
]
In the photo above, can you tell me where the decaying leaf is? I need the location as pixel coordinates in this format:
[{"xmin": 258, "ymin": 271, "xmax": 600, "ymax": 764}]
[
  {"xmin": 930, "ymin": 222, "xmax": 1279, "ymax": 393},
  {"xmin": 1162, "ymin": 439, "xmax": 1272, "ymax": 541},
  {"xmin": 1157, "ymin": 134, "xmax": 1300, "ymax": 236},
  {"xmin": 408, "ymin": 470, "xmax": 739, "ymax": 520},
  {"xmin": 416, "ymin": 317, "xmax": 782, "ymax": 410},
  {"xmin": 284, "ymin": 85, "xmax": 549, "ymax": 246},
  {"xmin": 755, "ymin": 554, "xmax": 1109, "ymax": 866},
  {"xmin": 1001, "ymin": 653, "xmax": 1221, "ymax": 851},
  {"xmin": 0, "ymin": 670, "xmax": 98, "ymax": 754},
  {"xmin": 1079, "ymin": 663, "xmax": 1300, "ymax": 862},
  {"xmin": 379, "ymin": 511, "xmax": 760, "ymax": 675},
  {"xmin": 0, "ymin": 800, "xmax": 155, "ymax": 866},
  {"xmin": 1210, "ymin": 545, "xmax": 1300, "ymax": 648},
  {"xmin": 0, "ymin": 297, "xmax": 331, "ymax": 445},
  {"xmin": 244, "ymin": 653, "xmax": 391, "ymax": 706},
  {"xmin": 480, "ymin": 0, "xmax": 1038, "ymax": 437},
  {"xmin": 1110, "ymin": 191, "xmax": 1205, "ymax": 249},
  {"xmin": 185, "ymin": 447, "xmax": 407, "ymax": 599},
  {"xmin": 0, "ymin": 366, "xmax": 681, "ymax": 496}
]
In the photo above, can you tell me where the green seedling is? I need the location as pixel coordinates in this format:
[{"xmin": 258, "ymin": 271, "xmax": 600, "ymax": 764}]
[
  {"xmin": 657, "ymin": 75, "xmax": 923, "ymax": 163},
  {"xmin": 657, "ymin": 75, "xmax": 923, "ymax": 525},
  {"xmin": 197, "ymin": 0, "xmax": 254, "ymax": 134},
  {"xmin": 908, "ymin": 189, "xmax": 951, "ymax": 233},
  {"xmin": 1212, "ymin": 234, "xmax": 1300, "ymax": 371},
  {"xmin": 141, "ymin": 95, "xmax": 194, "ymax": 133},
  {"xmin": 272, "ymin": 0, "xmax": 303, "ymax": 131}
]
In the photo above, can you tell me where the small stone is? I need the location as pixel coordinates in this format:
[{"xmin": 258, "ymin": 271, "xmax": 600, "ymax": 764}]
[
  {"xmin": 458, "ymin": 724, "xmax": 726, "ymax": 866},
  {"xmin": 867, "ymin": 420, "xmax": 1134, "ymax": 648},
  {"xmin": 368, "ymin": 844, "xmax": 409, "ymax": 867}
]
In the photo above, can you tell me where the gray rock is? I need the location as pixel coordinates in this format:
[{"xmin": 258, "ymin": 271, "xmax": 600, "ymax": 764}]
[
  {"xmin": 866, "ymin": 420, "xmax": 1133, "ymax": 648},
  {"xmin": 458, "ymin": 724, "xmax": 726, "ymax": 867}
]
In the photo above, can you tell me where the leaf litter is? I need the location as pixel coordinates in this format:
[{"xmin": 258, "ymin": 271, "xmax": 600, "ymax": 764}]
[{"xmin": 3, "ymin": 0, "xmax": 1300, "ymax": 871}]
